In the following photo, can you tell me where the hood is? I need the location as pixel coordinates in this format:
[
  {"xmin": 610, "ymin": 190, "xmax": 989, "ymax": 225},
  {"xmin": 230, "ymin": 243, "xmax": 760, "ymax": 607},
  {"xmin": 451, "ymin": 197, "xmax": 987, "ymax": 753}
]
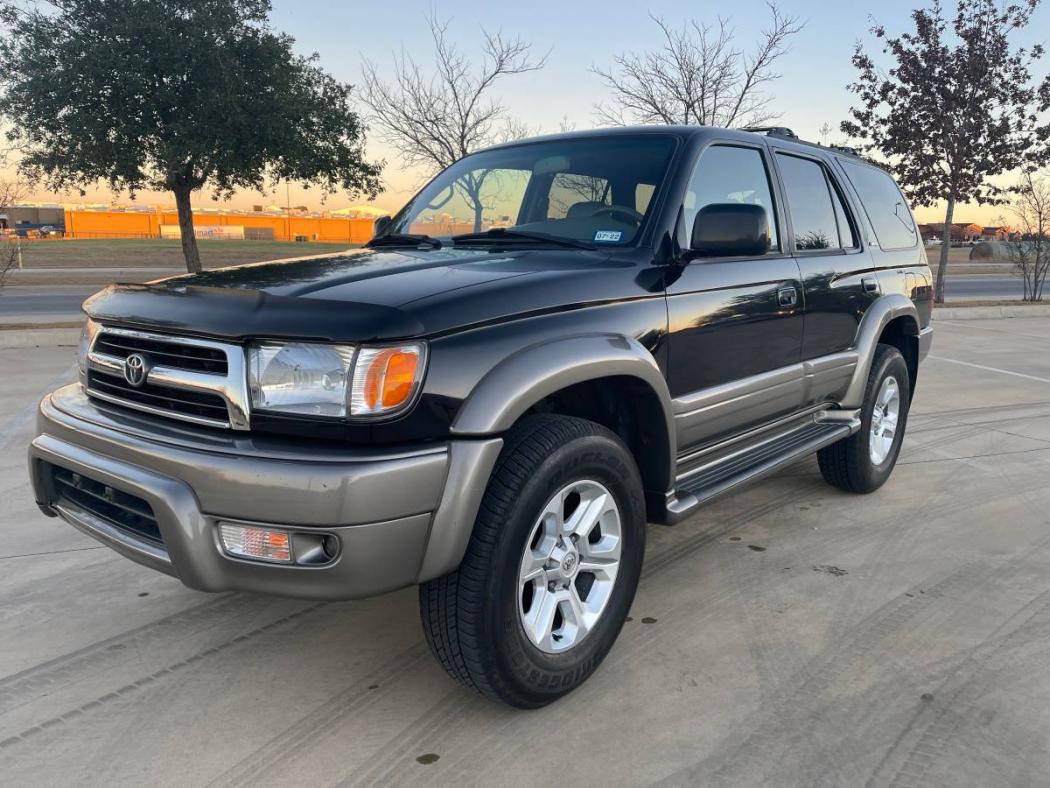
[{"xmin": 83, "ymin": 246, "xmax": 649, "ymax": 343}]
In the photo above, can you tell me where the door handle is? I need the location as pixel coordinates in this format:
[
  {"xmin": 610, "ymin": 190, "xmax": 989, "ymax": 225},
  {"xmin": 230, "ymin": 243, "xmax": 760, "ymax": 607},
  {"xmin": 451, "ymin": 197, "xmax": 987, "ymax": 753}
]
[
  {"xmin": 777, "ymin": 286, "xmax": 798, "ymax": 307},
  {"xmin": 862, "ymin": 276, "xmax": 879, "ymax": 293}
]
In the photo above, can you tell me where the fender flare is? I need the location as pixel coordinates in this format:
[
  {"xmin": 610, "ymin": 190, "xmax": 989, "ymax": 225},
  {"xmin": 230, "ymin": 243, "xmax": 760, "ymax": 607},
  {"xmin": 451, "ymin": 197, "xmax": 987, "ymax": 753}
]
[
  {"xmin": 841, "ymin": 294, "xmax": 920, "ymax": 408},
  {"xmin": 451, "ymin": 332, "xmax": 677, "ymax": 486},
  {"xmin": 416, "ymin": 334, "xmax": 676, "ymax": 583}
]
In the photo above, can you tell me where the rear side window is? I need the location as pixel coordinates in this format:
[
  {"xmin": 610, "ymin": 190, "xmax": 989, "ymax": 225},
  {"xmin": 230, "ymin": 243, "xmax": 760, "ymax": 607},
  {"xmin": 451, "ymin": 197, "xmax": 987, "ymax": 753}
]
[
  {"xmin": 840, "ymin": 160, "xmax": 917, "ymax": 250},
  {"xmin": 683, "ymin": 145, "xmax": 779, "ymax": 251},
  {"xmin": 776, "ymin": 154, "xmax": 855, "ymax": 252}
]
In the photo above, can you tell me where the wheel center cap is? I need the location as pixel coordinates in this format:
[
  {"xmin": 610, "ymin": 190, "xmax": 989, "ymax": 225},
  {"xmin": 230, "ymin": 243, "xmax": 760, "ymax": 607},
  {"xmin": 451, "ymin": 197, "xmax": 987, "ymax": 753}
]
[{"xmin": 561, "ymin": 552, "xmax": 578, "ymax": 574}]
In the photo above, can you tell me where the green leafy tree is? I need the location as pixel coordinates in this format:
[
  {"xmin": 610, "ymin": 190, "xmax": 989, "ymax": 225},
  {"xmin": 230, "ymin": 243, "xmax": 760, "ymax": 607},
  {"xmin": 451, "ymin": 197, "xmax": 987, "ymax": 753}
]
[
  {"xmin": 0, "ymin": 0, "xmax": 382, "ymax": 272},
  {"xmin": 842, "ymin": 0, "xmax": 1050, "ymax": 302}
]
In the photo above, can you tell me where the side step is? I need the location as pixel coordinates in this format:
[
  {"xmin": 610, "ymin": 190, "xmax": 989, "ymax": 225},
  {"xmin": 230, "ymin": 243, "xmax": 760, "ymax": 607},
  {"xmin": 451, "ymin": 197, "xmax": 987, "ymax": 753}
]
[{"xmin": 662, "ymin": 420, "xmax": 857, "ymax": 525}]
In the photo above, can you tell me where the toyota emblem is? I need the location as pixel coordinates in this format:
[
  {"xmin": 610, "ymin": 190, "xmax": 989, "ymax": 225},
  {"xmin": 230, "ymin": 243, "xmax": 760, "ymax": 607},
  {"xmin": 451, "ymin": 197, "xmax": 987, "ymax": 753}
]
[{"xmin": 123, "ymin": 353, "xmax": 150, "ymax": 387}]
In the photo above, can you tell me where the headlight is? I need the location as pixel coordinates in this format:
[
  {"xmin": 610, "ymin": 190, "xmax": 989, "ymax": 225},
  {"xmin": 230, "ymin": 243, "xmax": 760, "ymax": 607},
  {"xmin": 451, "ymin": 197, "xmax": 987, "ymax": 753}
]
[
  {"xmin": 76, "ymin": 318, "xmax": 101, "ymax": 376},
  {"xmin": 247, "ymin": 341, "xmax": 425, "ymax": 419}
]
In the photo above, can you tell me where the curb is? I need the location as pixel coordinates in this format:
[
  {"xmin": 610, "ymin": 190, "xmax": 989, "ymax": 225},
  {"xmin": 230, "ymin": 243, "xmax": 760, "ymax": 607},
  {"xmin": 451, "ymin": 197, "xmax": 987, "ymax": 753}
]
[
  {"xmin": 934, "ymin": 304, "xmax": 1050, "ymax": 320},
  {"xmin": 0, "ymin": 328, "xmax": 80, "ymax": 348}
]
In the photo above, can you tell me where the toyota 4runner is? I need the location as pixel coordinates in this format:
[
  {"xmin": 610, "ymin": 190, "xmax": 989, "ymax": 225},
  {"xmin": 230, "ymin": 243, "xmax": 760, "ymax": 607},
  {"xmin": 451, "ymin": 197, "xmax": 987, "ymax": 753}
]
[{"xmin": 28, "ymin": 126, "xmax": 933, "ymax": 708}]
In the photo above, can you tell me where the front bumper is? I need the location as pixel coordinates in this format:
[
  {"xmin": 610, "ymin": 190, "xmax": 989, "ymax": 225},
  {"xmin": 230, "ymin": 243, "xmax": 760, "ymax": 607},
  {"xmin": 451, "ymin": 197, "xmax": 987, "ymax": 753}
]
[{"xmin": 29, "ymin": 385, "xmax": 501, "ymax": 600}]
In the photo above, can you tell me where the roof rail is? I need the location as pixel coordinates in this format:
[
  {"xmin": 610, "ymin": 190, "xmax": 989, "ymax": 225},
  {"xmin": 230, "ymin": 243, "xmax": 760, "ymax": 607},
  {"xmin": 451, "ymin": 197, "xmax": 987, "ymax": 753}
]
[
  {"xmin": 741, "ymin": 126, "xmax": 798, "ymax": 139},
  {"xmin": 829, "ymin": 144, "xmax": 861, "ymax": 157}
]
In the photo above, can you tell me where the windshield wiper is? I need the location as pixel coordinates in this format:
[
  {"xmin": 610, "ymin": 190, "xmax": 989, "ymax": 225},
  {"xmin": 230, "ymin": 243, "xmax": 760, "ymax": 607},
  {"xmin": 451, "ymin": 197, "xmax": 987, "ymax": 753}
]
[
  {"xmin": 451, "ymin": 228, "xmax": 597, "ymax": 251},
  {"xmin": 367, "ymin": 233, "xmax": 443, "ymax": 249}
]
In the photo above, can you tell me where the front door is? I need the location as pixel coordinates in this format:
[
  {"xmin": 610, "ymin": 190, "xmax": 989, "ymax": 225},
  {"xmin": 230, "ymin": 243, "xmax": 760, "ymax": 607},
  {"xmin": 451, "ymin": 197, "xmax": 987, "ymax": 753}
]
[{"xmin": 666, "ymin": 142, "xmax": 805, "ymax": 452}]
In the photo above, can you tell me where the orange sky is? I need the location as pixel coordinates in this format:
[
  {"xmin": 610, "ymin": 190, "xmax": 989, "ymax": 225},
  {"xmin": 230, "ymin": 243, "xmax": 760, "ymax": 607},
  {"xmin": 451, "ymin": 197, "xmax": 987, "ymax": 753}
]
[
  {"xmin": 10, "ymin": 147, "xmax": 1017, "ymax": 228},
  {"xmin": 5, "ymin": 0, "xmax": 1043, "ymax": 230}
]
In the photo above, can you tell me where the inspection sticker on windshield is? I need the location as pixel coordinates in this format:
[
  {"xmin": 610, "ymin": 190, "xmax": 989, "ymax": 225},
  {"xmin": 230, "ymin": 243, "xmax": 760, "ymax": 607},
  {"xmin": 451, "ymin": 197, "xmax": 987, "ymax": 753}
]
[{"xmin": 593, "ymin": 230, "xmax": 623, "ymax": 243}]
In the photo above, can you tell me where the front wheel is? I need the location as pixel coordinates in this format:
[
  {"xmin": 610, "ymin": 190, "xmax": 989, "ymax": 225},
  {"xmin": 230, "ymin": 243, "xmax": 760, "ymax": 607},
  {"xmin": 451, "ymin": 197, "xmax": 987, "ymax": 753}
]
[
  {"xmin": 818, "ymin": 343, "xmax": 911, "ymax": 493},
  {"xmin": 419, "ymin": 415, "xmax": 646, "ymax": 708}
]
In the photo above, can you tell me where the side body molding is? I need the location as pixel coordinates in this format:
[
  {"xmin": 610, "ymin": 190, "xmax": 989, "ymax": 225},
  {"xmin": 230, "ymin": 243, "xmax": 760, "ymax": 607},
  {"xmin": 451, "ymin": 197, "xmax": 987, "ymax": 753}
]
[
  {"xmin": 840, "ymin": 293, "xmax": 920, "ymax": 408},
  {"xmin": 451, "ymin": 333, "xmax": 677, "ymax": 488}
]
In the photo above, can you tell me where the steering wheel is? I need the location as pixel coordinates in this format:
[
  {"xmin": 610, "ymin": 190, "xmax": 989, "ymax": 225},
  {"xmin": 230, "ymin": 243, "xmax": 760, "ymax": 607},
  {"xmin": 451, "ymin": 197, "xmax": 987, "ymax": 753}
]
[{"xmin": 588, "ymin": 206, "xmax": 645, "ymax": 225}]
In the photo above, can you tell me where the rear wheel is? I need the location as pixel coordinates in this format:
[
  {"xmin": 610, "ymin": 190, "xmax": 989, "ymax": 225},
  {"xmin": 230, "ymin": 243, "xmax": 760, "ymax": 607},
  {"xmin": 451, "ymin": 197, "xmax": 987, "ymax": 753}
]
[
  {"xmin": 419, "ymin": 415, "xmax": 646, "ymax": 708},
  {"xmin": 818, "ymin": 343, "xmax": 910, "ymax": 493}
]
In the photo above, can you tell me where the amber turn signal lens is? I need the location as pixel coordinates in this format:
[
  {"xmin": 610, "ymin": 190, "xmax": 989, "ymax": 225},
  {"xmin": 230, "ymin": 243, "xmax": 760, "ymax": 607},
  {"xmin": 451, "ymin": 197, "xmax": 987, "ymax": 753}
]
[
  {"xmin": 219, "ymin": 523, "xmax": 292, "ymax": 563},
  {"xmin": 350, "ymin": 344, "xmax": 425, "ymax": 416}
]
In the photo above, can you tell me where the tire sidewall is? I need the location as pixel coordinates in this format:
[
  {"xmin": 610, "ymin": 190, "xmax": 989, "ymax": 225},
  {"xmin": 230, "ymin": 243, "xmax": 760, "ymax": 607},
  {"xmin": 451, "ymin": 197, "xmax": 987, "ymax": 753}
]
[
  {"xmin": 484, "ymin": 432, "xmax": 645, "ymax": 704},
  {"xmin": 858, "ymin": 348, "xmax": 910, "ymax": 487}
]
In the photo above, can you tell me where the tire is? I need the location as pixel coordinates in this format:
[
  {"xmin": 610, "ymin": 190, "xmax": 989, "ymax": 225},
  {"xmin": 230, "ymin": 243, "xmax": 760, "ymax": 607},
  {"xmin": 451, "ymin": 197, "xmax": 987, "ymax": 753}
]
[
  {"xmin": 818, "ymin": 343, "xmax": 910, "ymax": 494},
  {"xmin": 419, "ymin": 414, "xmax": 646, "ymax": 708}
]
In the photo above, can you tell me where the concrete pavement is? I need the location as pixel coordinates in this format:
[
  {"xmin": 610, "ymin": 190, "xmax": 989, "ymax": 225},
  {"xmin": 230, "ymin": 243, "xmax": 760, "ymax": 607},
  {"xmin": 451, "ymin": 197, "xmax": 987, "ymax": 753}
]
[{"xmin": 1, "ymin": 319, "xmax": 1050, "ymax": 785}]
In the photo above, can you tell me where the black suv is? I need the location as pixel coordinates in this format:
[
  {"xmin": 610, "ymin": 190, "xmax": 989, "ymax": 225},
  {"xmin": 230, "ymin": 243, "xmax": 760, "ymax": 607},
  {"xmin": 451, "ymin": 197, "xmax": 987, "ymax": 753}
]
[{"xmin": 29, "ymin": 126, "xmax": 933, "ymax": 708}]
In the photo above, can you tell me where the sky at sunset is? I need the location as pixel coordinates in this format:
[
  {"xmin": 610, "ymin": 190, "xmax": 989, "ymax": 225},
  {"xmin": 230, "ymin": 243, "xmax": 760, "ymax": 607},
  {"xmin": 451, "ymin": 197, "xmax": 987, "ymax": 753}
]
[{"xmin": 11, "ymin": 0, "xmax": 1050, "ymax": 226}]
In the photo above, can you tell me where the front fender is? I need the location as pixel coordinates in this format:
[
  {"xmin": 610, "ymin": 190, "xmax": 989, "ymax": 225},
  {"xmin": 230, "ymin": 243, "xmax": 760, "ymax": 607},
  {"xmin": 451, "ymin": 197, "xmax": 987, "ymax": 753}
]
[{"xmin": 451, "ymin": 332, "xmax": 677, "ymax": 482}]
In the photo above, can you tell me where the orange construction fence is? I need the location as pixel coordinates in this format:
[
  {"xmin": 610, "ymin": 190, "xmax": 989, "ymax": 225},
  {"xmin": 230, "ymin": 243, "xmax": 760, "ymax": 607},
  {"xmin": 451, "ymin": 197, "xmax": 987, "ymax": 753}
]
[{"xmin": 63, "ymin": 208, "xmax": 377, "ymax": 243}]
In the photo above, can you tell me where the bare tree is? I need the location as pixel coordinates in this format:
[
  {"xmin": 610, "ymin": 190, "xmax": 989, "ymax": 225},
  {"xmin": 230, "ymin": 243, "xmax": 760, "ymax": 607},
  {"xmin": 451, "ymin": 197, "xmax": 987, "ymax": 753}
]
[
  {"xmin": 591, "ymin": 3, "xmax": 804, "ymax": 127},
  {"xmin": 1006, "ymin": 170, "xmax": 1050, "ymax": 301},
  {"xmin": 361, "ymin": 14, "xmax": 547, "ymax": 232},
  {"xmin": 0, "ymin": 155, "xmax": 31, "ymax": 292}
]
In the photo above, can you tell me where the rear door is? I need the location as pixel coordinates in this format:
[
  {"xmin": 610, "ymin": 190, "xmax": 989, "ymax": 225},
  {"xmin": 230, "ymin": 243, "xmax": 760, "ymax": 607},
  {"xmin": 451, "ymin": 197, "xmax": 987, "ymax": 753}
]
[
  {"xmin": 771, "ymin": 149, "xmax": 878, "ymax": 374},
  {"xmin": 665, "ymin": 141, "xmax": 805, "ymax": 450}
]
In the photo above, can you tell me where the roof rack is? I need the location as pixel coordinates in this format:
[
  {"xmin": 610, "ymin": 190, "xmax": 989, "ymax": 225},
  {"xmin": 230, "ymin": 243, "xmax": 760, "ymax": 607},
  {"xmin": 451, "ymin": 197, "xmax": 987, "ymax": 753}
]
[
  {"xmin": 829, "ymin": 144, "xmax": 860, "ymax": 157},
  {"xmin": 741, "ymin": 126, "xmax": 798, "ymax": 139}
]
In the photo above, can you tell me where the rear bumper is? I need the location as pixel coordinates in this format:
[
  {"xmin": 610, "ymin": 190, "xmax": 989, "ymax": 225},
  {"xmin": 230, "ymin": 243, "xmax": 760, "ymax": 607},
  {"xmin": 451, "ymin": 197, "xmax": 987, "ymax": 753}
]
[
  {"xmin": 918, "ymin": 324, "xmax": 934, "ymax": 362},
  {"xmin": 29, "ymin": 385, "xmax": 501, "ymax": 600}
]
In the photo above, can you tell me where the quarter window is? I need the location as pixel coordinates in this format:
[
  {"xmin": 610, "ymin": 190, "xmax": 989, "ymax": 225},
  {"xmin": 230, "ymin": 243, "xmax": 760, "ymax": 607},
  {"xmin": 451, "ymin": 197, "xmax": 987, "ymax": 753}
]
[
  {"xmin": 840, "ymin": 160, "xmax": 917, "ymax": 250},
  {"xmin": 682, "ymin": 145, "xmax": 779, "ymax": 252},
  {"xmin": 776, "ymin": 154, "xmax": 855, "ymax": 252}
]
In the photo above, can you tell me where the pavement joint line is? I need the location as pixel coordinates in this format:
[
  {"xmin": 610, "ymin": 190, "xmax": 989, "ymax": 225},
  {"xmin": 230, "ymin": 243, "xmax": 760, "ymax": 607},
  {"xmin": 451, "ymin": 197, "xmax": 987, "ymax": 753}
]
[
  {"xmin": 934, "ymin": 320, "xmax": 1050, "ymax": 339},
  {"xmin": 898, "ymin": 446, "xmax": 1050, "ymax": 465},
  {"xmin": 927, "ymin": 355, "xmax": 1050, "ymax": 384},
  {"xmin": 0, "ymin": 546, "xmax": 107, "ymax": 561},
  {"xmin": 0, "ymin": 602, "xmax": 326, "ymax": 752}
]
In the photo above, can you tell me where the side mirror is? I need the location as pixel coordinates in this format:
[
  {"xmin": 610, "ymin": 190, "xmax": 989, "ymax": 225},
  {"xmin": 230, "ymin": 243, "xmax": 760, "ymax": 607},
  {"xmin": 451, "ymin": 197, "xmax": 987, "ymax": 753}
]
[
  {"xmin": 688, "ymin": 203, "xmax": 770, "ymax": 259},
  {"xmin": 374, "ymin": 215, "xmax": 392, "ymax": 236}
]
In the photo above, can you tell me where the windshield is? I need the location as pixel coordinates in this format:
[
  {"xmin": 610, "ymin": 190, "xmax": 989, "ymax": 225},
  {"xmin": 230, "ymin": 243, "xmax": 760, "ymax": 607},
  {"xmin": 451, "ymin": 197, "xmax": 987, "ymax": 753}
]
[{"xmin": 384, "ymin": 135, "xmax": 677, "ymax": 247}]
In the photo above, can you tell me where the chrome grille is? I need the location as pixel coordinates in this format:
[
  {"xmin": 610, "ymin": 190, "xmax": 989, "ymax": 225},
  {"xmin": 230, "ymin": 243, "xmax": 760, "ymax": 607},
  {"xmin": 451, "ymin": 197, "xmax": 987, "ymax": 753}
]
[
  {"xmin": 85, "ymin": 326, "xmax": 250, "ymax": 430},
  {"xmin": 87, "ymin": 369, "xmax": 232, "ymax": 424},
  {"xmin": 94, "ymin": 332, "xmax": 228, "ymax": 374}
]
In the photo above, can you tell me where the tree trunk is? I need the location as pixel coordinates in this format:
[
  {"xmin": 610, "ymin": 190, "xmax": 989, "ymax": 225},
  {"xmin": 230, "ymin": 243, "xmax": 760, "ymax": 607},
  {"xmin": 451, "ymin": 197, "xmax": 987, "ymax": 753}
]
[
  {"xmin": 173, "ymin": 185, "xmax": 202, "ymax": 274},
  {"xmin": 934, "ymin": 195, "xmax": 955, "ymax": 304}
]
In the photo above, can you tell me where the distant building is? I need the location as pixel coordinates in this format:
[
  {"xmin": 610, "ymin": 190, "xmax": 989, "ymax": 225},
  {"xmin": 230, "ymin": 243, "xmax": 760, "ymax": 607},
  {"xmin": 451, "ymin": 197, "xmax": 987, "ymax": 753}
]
[
  {"xmin": 950, "ymin": 223, "xmax": 983, "ymax": 242},
  {"xmin": 916, "ymin": 223, "xmax": 941, "ymax": 242},
  {"xmin": 980, "ymin": 225, "xmax": 1017, "ymax": 241},
  {"xmin": 0, "ymin": 204, "xmax": 65, "ymax": 232}
]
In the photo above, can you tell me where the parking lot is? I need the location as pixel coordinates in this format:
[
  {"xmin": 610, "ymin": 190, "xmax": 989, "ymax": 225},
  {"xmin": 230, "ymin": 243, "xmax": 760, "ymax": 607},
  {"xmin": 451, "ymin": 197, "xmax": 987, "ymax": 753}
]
[{"xmin": 1, "ymin": 317, "xmax": 1049, "ymax": 786}]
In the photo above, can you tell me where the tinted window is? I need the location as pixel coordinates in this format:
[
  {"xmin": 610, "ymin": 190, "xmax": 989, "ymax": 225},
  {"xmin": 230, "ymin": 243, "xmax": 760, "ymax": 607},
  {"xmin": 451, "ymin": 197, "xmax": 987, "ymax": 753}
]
[
  {"xmin": 777, "ymin": 154, "xmax": 842, "ymax": 251},
  {"xmin": 635, "ymin": 183, "xmax": 656, "ymax": 214},
  {"xmin": 390, "ymin": 135, "xmax": 677, "ymax": 245},
  {"xmin": 830, "ymin": 182, "xmax": 857, "ymax": 249},
  {"xmin": 547, "ymin": 173, "xmax": 610, "ymax": 219},
  {"xmin": 840, "ymin": 160, "xmax": 917, "ymax": 249},
  {"xmin": 683, "ymin": 145, "xmax": 778, "ymax": 251}
]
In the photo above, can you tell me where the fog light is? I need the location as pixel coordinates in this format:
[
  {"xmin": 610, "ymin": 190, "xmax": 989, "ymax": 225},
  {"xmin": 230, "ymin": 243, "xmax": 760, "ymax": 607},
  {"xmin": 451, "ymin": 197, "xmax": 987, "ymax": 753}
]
[{"xmin": 219, "ymin": 523, "xmax": 292, "ymax": 563}]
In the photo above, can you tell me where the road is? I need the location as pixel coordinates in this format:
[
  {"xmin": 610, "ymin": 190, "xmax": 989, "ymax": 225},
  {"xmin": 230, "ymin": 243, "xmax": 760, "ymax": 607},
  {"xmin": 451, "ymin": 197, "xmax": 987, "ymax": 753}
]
[
  {"xmin": 2, "ymin": 318, "xmax": 1050, "ymax": 785},
  {"xmin": 0, "ymin": 276, "xmax": 1031, "ymax": 320}
]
